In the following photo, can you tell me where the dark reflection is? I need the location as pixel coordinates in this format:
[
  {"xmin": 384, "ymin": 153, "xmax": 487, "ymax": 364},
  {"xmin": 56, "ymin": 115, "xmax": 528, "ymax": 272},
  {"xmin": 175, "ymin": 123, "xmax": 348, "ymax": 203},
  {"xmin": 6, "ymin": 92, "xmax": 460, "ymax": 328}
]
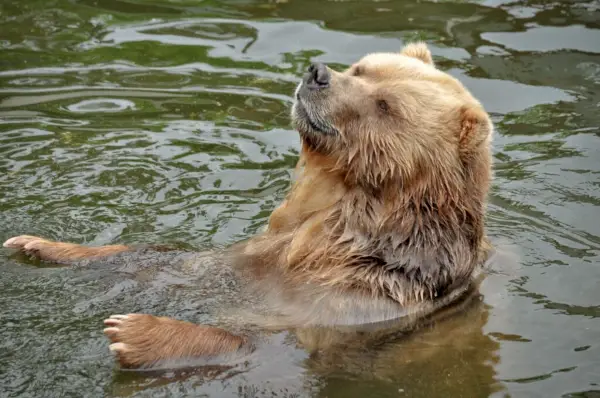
[
  {"xmin": 228, "ymin": 0, "xmax": 600, "ymax": 45},
  {"xmin": 304, "ymin": 292, "xmax": 502, "ymax": 398},
  {"xmin": 82, "ymin": 260, "xmax": 501, "ymax": 397},
  {"xmin": 105, "ymin": 304, "xmax": 501, "ymax": 398},
  {"xmin": 508, "ymin": 0, "xmax": 600, "ymax": 29},
  {"xmin": 517, "ymin": 286, "xmax": 600, "ymax": 318},
  {"xmin": 231, "ymin": 0, "xmax": 506, "ymax": 39},
  {"xmin": 562, "ymin": 390, "xmax": 600, "ymax": 398},
  {"xmin": 77, "ymin": 0, "xmax": 184, "ymax": 15}
]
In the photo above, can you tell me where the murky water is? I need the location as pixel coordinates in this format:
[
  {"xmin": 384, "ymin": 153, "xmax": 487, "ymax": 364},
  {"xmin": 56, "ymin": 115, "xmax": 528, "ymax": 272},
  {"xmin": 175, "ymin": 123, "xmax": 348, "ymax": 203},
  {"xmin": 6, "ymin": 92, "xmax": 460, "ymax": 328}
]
[{"xmin": 1, "ymin": 0, "xmax": 599, "ymax": 397}]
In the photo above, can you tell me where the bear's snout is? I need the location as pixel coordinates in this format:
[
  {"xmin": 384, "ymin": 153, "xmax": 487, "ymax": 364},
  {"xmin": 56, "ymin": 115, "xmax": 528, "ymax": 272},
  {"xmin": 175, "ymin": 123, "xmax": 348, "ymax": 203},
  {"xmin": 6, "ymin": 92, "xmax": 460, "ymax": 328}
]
[{"xmin": 305, "ymin": 62, "xmax": 330, "ymax": 90}]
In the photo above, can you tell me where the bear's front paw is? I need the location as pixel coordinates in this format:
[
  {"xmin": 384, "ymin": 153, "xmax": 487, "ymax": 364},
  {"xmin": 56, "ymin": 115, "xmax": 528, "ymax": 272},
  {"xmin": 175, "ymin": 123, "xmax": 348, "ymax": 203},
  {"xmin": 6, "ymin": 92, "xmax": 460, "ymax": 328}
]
[
  {"xmin": 103, "ymin": 314, "xmax": 247, "ymax": 369},
  {"xmin": 4, "ymin": 235, "xmax": 50, "ymax": 250},
  {"xmin": 3, "ymin": 235, "xmax": 62, "ymax": 261},
  {"xmin": 4, "ymin": 235, "xmax": 129, "ymax": 263},
  {"xmin": 103, "ymin": 314, "xmax": 167, "ymax": 368}
]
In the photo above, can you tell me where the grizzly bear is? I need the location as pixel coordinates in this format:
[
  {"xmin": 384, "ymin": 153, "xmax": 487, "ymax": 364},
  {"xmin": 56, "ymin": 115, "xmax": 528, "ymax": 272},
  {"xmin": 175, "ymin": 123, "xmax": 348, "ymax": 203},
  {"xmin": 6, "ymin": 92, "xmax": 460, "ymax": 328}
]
[{"xmin": 3, "ymin": 42, "xmax": 494, "ymax": 370}]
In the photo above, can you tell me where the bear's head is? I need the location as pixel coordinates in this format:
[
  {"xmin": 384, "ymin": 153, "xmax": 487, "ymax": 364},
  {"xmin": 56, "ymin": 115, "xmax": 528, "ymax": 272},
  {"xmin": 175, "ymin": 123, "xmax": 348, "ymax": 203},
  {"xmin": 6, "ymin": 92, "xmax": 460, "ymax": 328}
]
[{"xmin": 291, "ymin": 42, "xmax": 493, "ymax": 204}]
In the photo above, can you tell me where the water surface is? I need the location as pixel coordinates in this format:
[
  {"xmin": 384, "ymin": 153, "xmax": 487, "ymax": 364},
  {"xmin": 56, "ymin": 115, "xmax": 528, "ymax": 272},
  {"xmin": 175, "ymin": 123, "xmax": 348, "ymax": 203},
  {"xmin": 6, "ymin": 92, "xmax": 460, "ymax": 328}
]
[{"xmin": 1, "ymin": 0, "xmax": 599, "ymax": 397}]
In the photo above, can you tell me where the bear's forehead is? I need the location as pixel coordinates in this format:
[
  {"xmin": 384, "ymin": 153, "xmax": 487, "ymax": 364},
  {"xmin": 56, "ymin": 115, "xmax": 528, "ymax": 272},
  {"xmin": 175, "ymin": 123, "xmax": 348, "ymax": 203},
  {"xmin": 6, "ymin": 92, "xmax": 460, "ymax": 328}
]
[
  {"xmin": 357, "ymin": 52, "xmax": 464, "ymax": 95},
  {"xmin": 359, "ymin": 52, "xmax": 430, "ymax": 71}
]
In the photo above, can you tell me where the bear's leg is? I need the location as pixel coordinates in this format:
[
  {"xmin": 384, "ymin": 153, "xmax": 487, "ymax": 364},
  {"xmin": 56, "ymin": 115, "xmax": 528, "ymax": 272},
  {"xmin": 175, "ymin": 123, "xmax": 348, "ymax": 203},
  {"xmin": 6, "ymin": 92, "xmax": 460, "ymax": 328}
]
[
  {"xmin": 103, "ymin": 314, "xmax": 249, "ymax": 369},
  {"xmin": 3, "ymin": 235, "xmax": 131, "ymax": 263}
]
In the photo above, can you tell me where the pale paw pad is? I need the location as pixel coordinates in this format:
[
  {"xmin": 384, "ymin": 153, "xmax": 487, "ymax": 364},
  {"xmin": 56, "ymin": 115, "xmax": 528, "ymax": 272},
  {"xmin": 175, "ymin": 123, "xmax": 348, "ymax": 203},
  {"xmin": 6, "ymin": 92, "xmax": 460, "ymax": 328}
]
[{"xmin": 3, "ymin": 235, "xmax": 46, "ymax": 249}]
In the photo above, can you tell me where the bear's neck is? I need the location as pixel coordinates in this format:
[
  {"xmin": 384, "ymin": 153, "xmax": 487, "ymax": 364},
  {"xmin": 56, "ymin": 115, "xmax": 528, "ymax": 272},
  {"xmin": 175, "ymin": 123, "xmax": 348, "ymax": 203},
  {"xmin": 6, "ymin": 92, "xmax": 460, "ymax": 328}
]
[{"xmin": 233, "ymin": 153, "xmax": 488, "ymax": 307}]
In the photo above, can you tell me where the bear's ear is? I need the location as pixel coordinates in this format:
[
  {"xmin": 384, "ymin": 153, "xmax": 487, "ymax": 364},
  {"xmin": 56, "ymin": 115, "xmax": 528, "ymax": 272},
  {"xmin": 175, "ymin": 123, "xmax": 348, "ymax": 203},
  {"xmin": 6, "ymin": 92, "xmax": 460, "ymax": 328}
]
[
  {"xmin": 400, "ymin": 42, "xmax": 434, "ymax": 65},
  {"xmin": 458, "ymin": 106, "xmax": 493, "ymax": 155}
]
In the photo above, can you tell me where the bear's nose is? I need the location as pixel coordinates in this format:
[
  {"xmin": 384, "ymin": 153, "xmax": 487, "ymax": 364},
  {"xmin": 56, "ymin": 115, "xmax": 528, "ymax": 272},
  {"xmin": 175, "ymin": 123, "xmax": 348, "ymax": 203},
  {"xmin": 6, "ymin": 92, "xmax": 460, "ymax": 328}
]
[{"xmin": 307, "ymin": 62, "xmax": 330, "ymax": 88}]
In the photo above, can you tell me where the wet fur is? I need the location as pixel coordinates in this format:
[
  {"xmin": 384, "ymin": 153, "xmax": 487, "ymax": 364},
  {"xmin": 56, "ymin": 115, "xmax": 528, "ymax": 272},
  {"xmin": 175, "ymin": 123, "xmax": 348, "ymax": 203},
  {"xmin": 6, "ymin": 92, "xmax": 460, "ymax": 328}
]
[{"xmin": 3, "ymin": 42, "xmax": 495, "ymax": 370}]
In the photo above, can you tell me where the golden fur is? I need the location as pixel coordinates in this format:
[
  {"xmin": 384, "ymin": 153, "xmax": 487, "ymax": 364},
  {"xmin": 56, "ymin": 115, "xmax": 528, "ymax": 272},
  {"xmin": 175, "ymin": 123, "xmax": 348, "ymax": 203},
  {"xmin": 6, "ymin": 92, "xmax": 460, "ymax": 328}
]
[
  {"xmin": 238, "ymin": 42, "xmax": 493, "ymax": 306},
  {"xmin": 3, "ymin": 42, "xmax": 494, "ymax": 370}
]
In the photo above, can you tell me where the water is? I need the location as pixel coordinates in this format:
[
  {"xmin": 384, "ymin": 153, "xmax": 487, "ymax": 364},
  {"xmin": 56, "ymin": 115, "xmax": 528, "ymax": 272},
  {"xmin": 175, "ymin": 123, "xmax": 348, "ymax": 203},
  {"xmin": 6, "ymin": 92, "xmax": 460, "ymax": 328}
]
[{"xmin": 0, "ymin": 0, "xmax": 599, "ymax": 397}]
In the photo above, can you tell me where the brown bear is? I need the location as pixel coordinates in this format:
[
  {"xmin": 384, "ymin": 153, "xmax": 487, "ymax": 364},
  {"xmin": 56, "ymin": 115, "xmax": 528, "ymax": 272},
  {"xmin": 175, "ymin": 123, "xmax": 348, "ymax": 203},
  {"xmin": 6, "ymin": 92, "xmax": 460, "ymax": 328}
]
[{"xmin": 3, "ymin": 42, "xmax": 494, "ymax": 370}]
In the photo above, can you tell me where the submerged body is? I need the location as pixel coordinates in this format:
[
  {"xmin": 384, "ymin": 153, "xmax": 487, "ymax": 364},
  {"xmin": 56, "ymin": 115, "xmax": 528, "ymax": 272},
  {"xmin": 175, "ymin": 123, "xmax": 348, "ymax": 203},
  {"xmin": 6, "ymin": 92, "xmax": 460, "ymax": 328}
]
[{"xmin": 3, "ymin": 42, "xmax": 495, "ymax": 371}]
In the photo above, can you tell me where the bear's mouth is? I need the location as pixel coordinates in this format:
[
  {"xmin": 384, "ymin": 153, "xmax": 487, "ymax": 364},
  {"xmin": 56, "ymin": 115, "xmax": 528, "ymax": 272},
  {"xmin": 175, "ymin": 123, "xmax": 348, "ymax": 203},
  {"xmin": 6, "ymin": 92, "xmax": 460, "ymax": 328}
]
[{"xmin": 294, "ymin": 96, "xmax": 338, "ymax": 136}]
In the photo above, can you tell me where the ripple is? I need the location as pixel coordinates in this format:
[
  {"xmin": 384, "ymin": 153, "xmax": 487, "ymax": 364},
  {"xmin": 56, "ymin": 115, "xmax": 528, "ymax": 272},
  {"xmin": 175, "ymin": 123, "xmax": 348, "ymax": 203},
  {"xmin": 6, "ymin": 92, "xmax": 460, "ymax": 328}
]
[
  {"xmin": 65, "ymin": 98, "xmax": 136, "ymax": 113},
  {"xmin": 7, "ymin": 77, "xmax": 66, "ymax": 86},
  {"xmin": 0, "ymin": 88, "xmax": 190, "ymax": 109}
]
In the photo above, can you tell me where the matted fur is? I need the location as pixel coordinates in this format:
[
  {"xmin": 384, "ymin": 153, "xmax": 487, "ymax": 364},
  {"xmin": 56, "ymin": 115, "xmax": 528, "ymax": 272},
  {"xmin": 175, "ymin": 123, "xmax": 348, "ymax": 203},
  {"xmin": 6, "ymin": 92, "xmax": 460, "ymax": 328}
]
[{"xmin": 236, "ymin": 42, "xmax": 494, "ymax": 307}]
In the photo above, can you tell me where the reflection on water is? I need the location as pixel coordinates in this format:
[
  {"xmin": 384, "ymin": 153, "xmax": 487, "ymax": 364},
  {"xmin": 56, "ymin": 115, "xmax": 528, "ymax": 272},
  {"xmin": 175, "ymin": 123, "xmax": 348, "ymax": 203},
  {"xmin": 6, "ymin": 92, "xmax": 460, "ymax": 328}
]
[{"xmin": 0, "ymin": 0, "xmax": 599, "ymax": 397}]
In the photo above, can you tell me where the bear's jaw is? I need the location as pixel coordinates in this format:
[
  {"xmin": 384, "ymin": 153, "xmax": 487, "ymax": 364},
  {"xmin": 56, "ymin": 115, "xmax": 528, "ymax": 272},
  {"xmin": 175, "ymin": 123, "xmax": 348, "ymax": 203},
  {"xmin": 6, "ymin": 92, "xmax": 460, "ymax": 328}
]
[{"xmin": 292, "ymin": 97, "xmax": 339, "ymax": 137}]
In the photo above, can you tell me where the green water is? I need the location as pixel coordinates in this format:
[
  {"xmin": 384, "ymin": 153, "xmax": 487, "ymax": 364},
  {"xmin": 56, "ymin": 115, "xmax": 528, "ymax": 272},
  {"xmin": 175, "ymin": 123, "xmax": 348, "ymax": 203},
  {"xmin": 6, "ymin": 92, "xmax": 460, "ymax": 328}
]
[{"xmin": 1, "ymin": 0, "xmax": 599, "ymax": 397}]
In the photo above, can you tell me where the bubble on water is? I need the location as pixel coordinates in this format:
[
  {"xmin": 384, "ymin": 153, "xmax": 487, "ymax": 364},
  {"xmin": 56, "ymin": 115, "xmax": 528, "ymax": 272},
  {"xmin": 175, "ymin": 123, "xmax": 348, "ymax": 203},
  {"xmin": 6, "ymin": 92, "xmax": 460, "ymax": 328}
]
[{"xmin": 66, "ymin": 98, "xmax": 136, "ymax": 113}]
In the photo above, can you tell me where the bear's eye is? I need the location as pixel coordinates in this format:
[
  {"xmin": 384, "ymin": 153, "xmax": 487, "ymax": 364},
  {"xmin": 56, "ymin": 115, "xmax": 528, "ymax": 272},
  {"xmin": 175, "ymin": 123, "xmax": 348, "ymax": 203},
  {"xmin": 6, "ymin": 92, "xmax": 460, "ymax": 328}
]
[
  {"xmin": 376, "ymin": 99, "xmax": 390, "ymax": 113},
  {"xmin": 352, "ymin": 65, "xmax": 363, "ymax": 76}
]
